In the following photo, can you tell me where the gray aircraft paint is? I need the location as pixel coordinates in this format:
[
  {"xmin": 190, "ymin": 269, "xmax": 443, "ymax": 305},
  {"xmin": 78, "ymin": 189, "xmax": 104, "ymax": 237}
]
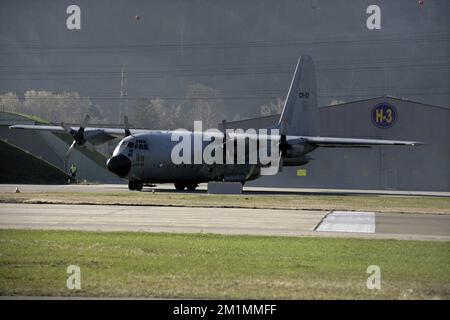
[{"xmin": 114, "ymin": 132, "xmax": 261, "ymax": 183}]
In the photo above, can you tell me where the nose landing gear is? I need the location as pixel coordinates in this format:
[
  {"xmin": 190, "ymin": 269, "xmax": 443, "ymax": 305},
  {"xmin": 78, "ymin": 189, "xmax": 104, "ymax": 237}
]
[
  {"xmin": 186, "ymin": 183, "xmax": 198, "ymax": 191},
  {"xmin": 174, "ymin": 182, "xmax": 185, "ymax": 191}
]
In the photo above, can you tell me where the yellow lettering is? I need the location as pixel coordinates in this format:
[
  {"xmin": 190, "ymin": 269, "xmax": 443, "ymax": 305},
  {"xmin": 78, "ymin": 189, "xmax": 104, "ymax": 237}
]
[
  {"xmin": 386, "ymin": 109, "xmax": 392, "ymax": 123},
  {"xmin": 376, "ymin": 109, "xmax": 384, "ymax": 122}
]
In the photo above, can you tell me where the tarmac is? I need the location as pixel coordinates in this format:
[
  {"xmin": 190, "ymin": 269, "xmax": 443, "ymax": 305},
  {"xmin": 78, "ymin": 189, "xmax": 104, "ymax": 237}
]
[
  {"xmin": 0, "ymin": 183, "xmax": 449, "ymax": 197},
  {"xmin": 0, "ymin": 203, "xmax": 448, "ymax": 241}
]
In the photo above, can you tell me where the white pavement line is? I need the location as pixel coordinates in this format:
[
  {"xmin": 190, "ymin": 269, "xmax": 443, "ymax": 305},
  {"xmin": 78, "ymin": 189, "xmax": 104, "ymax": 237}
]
[{"xmin": 315, "ymin": 211, "xmax": 375, "ymax": 233}]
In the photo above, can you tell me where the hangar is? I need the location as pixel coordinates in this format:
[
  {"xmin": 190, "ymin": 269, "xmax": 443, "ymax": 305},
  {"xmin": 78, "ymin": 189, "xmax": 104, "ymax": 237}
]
[
  {"xmin": 0, "ymin": 111, "xmax": 122, "ymax": 183},
  {"xmin": 220, "ymin": 97, "xmax": 450, "ymax": 192}
]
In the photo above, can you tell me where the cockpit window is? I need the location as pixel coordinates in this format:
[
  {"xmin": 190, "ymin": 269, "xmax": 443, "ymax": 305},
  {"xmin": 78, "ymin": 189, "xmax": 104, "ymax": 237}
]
[
  {"xmin": 128, "ymin": 142, "xmax": 134, "ymax": 149},
  {"xmin": 112, "ymin": 138, "xmax": 129, "ymax": 156},
  {"xmin": 133, "ymin": 139, "xmax": 148, "ymax": 150}
]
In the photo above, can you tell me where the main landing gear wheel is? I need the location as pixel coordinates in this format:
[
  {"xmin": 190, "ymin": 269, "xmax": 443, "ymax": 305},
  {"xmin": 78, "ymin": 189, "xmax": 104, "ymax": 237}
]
[
  {"xmin": 186, "ymin": 183, "xmax": 198, "ymax": 191},
  {"xmin": 174, "ymin": 182, "xmax": 185, "ymax": 191},
  {"xmin": 174, "ymin": 182, "xmax": 197, "ymax": 191},
  {"xmin": 128, "ymin": 181, "xmax": 143, "ymax": 191}
]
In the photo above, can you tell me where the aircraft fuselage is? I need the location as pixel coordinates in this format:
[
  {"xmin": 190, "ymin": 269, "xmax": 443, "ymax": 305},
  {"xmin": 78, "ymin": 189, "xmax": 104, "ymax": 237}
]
[{"xmin": 106, "ymin": 131, "xmax": 311, "ymax": 188}]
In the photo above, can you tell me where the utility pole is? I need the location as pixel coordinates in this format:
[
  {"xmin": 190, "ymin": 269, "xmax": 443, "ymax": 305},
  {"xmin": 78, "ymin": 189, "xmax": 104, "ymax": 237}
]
[{"xmin": 119, "ymin": 64, "xmax": 128, "ymax": 124}]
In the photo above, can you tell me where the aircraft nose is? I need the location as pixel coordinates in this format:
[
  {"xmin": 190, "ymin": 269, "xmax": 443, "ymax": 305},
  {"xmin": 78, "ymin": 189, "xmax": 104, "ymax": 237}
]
[{"xmin": 106, "ymin": 154, "xmax": 131, "ymax": 178}]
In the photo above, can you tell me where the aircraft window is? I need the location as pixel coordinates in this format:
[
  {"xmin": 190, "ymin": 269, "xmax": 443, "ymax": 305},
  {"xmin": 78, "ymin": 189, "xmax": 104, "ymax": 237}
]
[
  {"xmin": 113, "ymin": 140, "xmax": 126, "ymax": 155},
  {"xmin": 118, "ymin": 141, "xmax": 126, "ymax": 151},
  {"xmin": 130, "ymin": 139, "xmax": 148, "ymax": 150}
]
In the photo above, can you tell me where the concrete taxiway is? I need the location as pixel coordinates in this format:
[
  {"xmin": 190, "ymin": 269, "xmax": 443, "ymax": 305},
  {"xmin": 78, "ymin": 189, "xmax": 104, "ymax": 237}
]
[
  {"xmin": 0, "ymin": 203, "xmax": 448, "ymax": 241},
  {"xmin": 1, "ymin": 184, "xmax": 449, "ymax": 197}
]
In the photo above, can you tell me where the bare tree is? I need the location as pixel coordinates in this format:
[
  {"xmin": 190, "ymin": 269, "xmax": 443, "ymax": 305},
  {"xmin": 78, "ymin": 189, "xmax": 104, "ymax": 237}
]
[
  {"xmin": 260, "ymin": 97, "xmax": 285, "ymax": 116},
  {"xmin": 0, "ymin": 92, "xmax": 22, "ymax": 113},
  {"xmin": 0, "ymin": 90, "xmax": 100, "ymax": 124},
  {"xmin": 186, "ymin": 83, "xmax": 225, "ymax": 129}
]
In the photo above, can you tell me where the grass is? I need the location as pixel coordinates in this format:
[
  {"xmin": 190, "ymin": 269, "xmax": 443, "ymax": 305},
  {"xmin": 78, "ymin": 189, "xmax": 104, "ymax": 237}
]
[
  {"xmin": 0, "ymin": 229, "xmax": 448, "ymax": 299},
  {"xmin": 0, "ymin": 191, "xmax": 449, "ymax": 214},
  {"xmin": 10, "ymin": 111, "xmax": 50, "ymax": 124}
]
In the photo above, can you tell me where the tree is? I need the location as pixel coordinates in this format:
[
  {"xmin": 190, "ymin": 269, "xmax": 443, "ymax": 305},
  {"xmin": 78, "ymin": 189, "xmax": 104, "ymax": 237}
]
[
  {"xmin": 185, "ymin": 83, "xmax": 225, "ymax": 129},
  {"xmin": 260, "ymin": 97, "xmax": 285, "ymax": 116},
  {"xmin": 0, "ymin": 90, "xmax": 99, "ymax": 124},
  {"xmin": 0, "ymin": 92, "xmax": 22, "ymax": 113},
  {"xmin": 329, "ymin": 98, "xmax": 345, "ymax": 106},
  {"xmin": 128, "ymin": 97, "xmax": 186, "ymax": 130},
  {"xmin": 20, "ymin": 90, "xmax": 97, "ymax": 124}
]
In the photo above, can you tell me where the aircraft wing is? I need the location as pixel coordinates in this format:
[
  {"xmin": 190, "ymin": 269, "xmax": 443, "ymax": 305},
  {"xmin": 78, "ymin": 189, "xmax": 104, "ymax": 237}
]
[
  {"xmin": 9, "ymin": 124, "xmax": 67, "ymax": 133},
  {"xmin": 288, "ymin": 136, "xmax": 424, "ymax": 147},
  {"xmin": 9, "ymin": 124, "xmax": 152, "ymax": 145}
]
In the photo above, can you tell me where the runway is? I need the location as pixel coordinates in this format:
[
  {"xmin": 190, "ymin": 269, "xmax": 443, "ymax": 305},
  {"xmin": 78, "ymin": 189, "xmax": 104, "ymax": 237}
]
[{"xmin": 0, "ymin": 203, "xmax": 448, "ymax": 241}]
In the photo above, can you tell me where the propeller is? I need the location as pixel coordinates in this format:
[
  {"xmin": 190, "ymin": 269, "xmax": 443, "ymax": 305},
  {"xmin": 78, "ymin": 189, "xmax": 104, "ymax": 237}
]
[
  {"xmin": 124, "ymin": 115, "xmax": 131, "ymax": 137},
  {"xmin": 62, "ymin": 114, "xmax": 90, "ymax": 158}
]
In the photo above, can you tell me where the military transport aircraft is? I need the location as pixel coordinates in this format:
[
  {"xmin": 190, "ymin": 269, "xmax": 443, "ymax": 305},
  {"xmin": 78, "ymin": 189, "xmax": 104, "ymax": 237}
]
[{"xmin": 10, "ymin": 56, "xmax": 423, "ymax": 191}]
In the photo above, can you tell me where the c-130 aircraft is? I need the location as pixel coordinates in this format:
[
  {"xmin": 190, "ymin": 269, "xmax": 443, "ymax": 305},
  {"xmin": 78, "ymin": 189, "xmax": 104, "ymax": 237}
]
[{"xmin": 10, "ymin": 56, "xmax": 423, "ymax": 191}]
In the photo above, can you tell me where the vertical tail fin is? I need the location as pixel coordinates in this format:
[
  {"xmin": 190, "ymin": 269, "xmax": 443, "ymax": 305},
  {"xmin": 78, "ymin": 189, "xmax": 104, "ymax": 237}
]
[{"xmin": 277, "ymin": 55, "xmax": 319, "ymax": 136}]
